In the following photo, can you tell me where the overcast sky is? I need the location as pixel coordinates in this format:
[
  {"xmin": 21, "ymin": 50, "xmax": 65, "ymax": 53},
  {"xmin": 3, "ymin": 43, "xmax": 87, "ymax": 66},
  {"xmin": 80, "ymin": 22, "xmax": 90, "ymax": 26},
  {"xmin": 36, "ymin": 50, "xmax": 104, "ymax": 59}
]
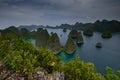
[{"xmin": 0, "ymin": 0, "xmax": 120, "ymax": 28}]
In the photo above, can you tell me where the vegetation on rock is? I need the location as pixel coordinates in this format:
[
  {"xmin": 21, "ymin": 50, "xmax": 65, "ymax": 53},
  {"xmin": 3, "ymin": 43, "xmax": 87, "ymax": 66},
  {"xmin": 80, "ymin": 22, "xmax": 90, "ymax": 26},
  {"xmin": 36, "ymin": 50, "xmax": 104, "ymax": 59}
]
[
  {"xmin": 102, "ymin": 31, "xmax": 112, "ymax": 38},
  {"xmin": 1, "ymin": 26, "xmax": 19, "ymax": 35},
  {"xmin": 65, "ymin": 37, "xmax": 76, "ymax": 54},
  {"xmin": 36, "ymin": 28, "xmax": 50, "ymax": 47},
  {"xmin": 64, "ymin": 56, "xmax": 105, "ymax": 80},
  {"xmin": 68, "ymin": 30, "xmax": 78, "ymax": 39},
  {"xmin": 46, "ymin": 33, "xmax": 61, "ymax": 53},
  {"xmin": 83, "ymin": 27, "xmax": 93, "ymax": 36},
  {"xmin": 0, "ymin": 38, "xmax": 62, "ymax": 78},
  {"xmin": 76, "ymin": 32, "xmax": 84, "ymax": 45},
  {"xmin": 0, "ymin": 40, "xmax": 11, "ymax": 60},
  {"xmin": 96, "ymin": 42, "xmax": 102, "ymax": 48},
  {"xmin": 104, "ymin": 66, "xmax": 120, "ymax": 80}
]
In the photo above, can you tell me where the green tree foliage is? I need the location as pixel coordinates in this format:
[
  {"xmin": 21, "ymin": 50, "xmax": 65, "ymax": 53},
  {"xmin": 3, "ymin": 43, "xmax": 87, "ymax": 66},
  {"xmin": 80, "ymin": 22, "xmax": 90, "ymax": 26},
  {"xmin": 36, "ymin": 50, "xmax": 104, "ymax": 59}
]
[
  {"xmin": 0, "ymin": 31, "xmax": 3, "ymax": 40},
  {"xmin": 0, "ymin": 40, "xmax": 11, "ymax": 60},
  {"xmin": 37, "ymin": 48, "xmax": 62, "ymax": 73},
  {"xmin": 4, "ymin": 32, "xmax": 19, "ymax": 40},
  {"xmin": 0, "ymin": 26, "xmax": 19, "ymax": 41},
  {"xmin": 3, "ymin": 39, "xmax": 39, "ymax": 76},
  {"xmin": 13, "ymin": 39, "xmax": 36, "ymax": 53},
  {"xmin": 64, "ymin": 56, "xmax": 105, "ymax": 80},
  {"xmin": 104, "ymin": 66, "xmax": 120, "ymax": 80},
  {"xmin": 1, "ymin": 39, "xmax": 62, "ymax": 76},
  {"xmin": 0, "ymin": 26, "xmax": 35, "ymax": 40},
  {"xmin": 3, "ymin": 50, "xmax": 39, "ymax": 76}
]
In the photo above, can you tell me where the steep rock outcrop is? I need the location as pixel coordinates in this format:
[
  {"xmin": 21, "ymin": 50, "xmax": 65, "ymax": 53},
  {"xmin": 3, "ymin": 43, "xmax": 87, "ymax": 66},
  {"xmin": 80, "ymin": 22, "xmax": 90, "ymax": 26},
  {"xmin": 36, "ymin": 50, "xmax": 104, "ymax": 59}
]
[
  {"xmin": 65, "ymin": 37, "xmax": 76, "ymax": 54},
  {"xmin": 76, "ymin": 32, "xmax": 84, "ymax": 46},
  {"xmin": 46, "ymin": 33, "xmax": 61, "ymax": 53},
  {"xmin": 36, "ymin": 28, "xmax": 50, "ymax": 47},
  {"xmin": 102, "ymin": 31, "xmax": 112, "ymax": 38},
  {"xmin": 68, "ymin": 30, "xmax": 78, "ymax": 39},
  {"xmin": 83, "ymin": 28, "xmax": 93, "ymax": 36},
  {"xmin": 96, "ymin": 42, "xmax": 102, "ymax": 48}
]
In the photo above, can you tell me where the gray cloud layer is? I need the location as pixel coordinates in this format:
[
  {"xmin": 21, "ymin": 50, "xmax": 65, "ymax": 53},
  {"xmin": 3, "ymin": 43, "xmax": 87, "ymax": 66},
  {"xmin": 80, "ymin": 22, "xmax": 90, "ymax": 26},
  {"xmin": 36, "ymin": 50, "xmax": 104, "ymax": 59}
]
[{"xmin": 0, "ymin": 0, "xmax": 120, "ymax": 28}]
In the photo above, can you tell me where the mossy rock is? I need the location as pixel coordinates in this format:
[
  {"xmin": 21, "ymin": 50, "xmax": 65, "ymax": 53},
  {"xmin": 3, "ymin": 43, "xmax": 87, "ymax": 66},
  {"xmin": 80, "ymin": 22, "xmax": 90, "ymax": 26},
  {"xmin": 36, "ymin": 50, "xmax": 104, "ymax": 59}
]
[
  {"xmin": 65, "ymin": 37, "xmax": 76, "ymax": 54},
  {"xmin": 102, "ymin": 31, "xmax": 112, "ymax": 38},
  {"xmin": 68, "ymin": 30, "xmax": 78, "ymax": 39},
  {"xmin": 46, "ymin": 33, "xmax": 61, "ymax": 53},
  {"xmin": 83, "ymin": 28, "xmax": 93, "ymax": 36},
  {"xmin": 96, "ymin": 42, "xmax": 102, "ymax": 48},
  {"xmin": 76, "ymin": 32, "xmax": 84, "ymax": 45},
  {"xmin": 36, "ymin": 28, "xmax": 50, "ymax": 47}
]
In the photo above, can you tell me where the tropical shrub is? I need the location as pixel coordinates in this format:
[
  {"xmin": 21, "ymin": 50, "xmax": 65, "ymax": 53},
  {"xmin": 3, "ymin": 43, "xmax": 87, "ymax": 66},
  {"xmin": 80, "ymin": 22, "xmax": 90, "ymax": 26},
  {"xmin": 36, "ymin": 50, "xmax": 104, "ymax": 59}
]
[{"xmin": 64, "ymin": 56, "xmax": 105, "ymax": 80}]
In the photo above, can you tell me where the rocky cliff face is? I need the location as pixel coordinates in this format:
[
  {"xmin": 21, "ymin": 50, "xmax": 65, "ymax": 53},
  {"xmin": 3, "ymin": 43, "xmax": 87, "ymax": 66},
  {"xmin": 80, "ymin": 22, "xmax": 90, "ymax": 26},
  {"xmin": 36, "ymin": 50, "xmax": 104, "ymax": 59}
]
[
  {"xmin": 36, "ymin": 28, "xmax": 50, "ymax": 47},
  {"xmin": 96, "ymin": 42, "xmax": 102, "ymax": 48},
  {"xmin": 83, "ymin": 28, "xmax": 93, "ymax": 36},
  {"xmin": 101, "ymin": 31, "xmax": 112, "ymax": 38},
  {"xmin": 68, "ymin": 30, "xmax": 78, "ymax": 39},
  {"xmin": 76, "ymin": 32, "xmax": 84, "ymax": 45},
  {"xmin": 65, "ymin": 37, "xmax": 76, "ymax": 54},
  {"xmin": 46, "ymin": 33, "xmax": 61, "ymax": 53}
]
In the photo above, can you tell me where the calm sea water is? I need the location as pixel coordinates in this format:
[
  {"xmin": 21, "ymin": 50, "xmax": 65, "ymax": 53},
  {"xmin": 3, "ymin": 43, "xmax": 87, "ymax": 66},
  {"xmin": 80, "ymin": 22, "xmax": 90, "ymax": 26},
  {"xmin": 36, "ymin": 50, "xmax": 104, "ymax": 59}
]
[{"xmin": 28, "ymin": 28, "xmax": 120, "ymax": 73}]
